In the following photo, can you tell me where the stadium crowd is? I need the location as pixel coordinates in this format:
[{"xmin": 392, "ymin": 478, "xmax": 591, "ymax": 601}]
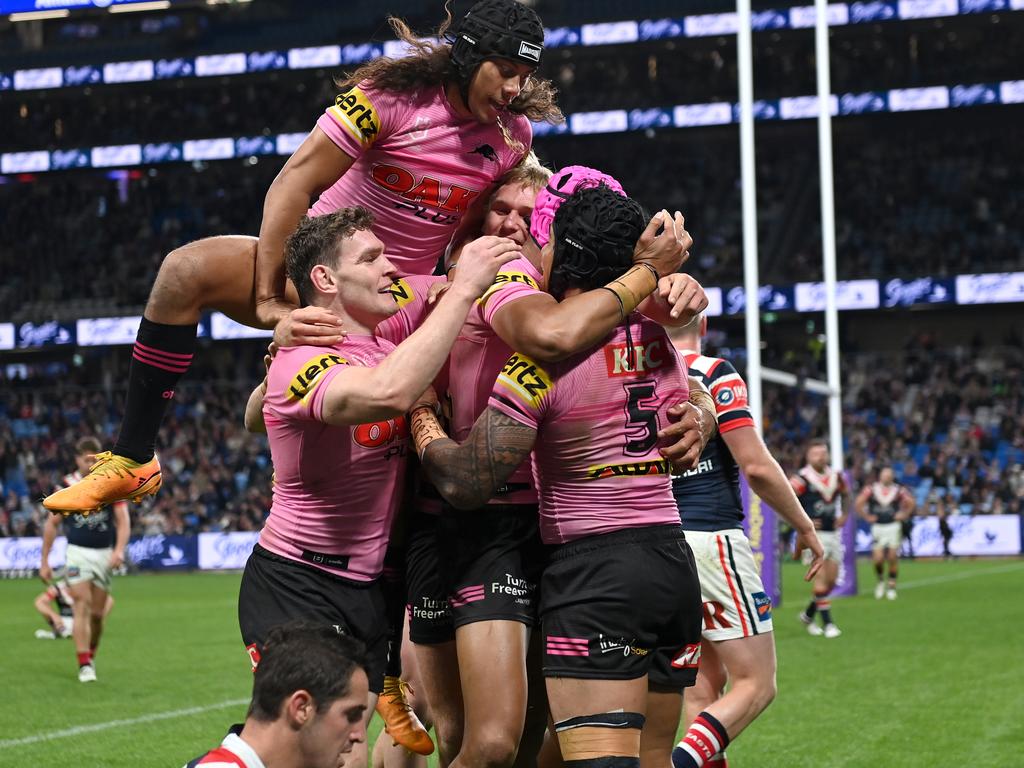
[
  {"xmin": 2, "ymin": 111, "xmax": 1021, "ymax": 323},
  {"xmin": 2, "ymin": 333, "xmax": 1021, "ymax": 540}
]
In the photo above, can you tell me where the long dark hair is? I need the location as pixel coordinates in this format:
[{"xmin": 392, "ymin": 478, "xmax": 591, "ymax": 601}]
[{"xmin": 334, "ymin": 9, "xmax": 563, "ymax": 126}]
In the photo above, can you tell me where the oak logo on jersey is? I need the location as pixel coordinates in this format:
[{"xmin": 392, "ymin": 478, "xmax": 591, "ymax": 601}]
[
  {"xmin": 371, "ymin": 162, "xmax": 481, "ymax": 213},
  {"xmin": 389, "ymin": 278, "xmax": 416, "ymax": 310},
  {"xmin": 498, "ymin": 353, "xmax": 552, "ymax": 405},
  {"xmin": 285, "ymin": 353, "xmax": 348, "ymax": 403},
  {"xmin": 604, "ymin": 339, "xmax": 667, "ymax": 377},
  {"xmin": 330, "ymin": 87, "xmax": 380, "ymax": 146},
  {"xmin": 586, "ymin": 459, "xmax": 671, "ymax": 480},
  {"xmin": 353, "ymin": 415, "xmax": 408, "ymax": 449}
]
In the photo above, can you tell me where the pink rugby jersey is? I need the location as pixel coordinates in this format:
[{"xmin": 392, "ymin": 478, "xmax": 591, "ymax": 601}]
[
  {"xmin": 311, "ymin": 81, "xmax": 532, "ymax": 276},
  {"xmin": 448, "ymin": 257, "xmax": 545, "ymax": 505},
  {"xmin": 488, "ymin": 317, "xmax": 689, "ymax": 544},
  {"xmin": 260, "ymin": 338, "xmax": 409, "ymax": 582}
]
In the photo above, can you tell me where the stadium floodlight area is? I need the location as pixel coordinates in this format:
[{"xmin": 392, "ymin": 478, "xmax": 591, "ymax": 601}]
[
  {"xmin": 2, "ymin": 3, "xmax": 1021, "ymax": 93},
  {"xmin": 2, "ymin": 78, "xmax": 1022, "ymax": 176}
]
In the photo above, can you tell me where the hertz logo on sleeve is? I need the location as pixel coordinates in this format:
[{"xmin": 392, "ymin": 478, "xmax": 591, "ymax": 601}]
[
  {"xmin": 329, "ymin": 87, "xmax": 380, "ymax": 146},
  {"xmin": 498, "ymin": 353, "xmax": 552, "ymax": 406},
  {"xmin": 389, "ymin": 278, "xmax": 416, "ymax": 310},
  {"xmin": 285, "ymin": 353, "xmax": 348, "ymax": 403},
  {"xmin": 479, "ymin": 271, "xmax": 540, "ymax": 304}
]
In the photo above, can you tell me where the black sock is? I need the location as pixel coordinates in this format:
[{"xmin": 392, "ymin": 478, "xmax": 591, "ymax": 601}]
[
  {"xmin": 381, "ymin": 554, "xmax": 406, "ymax": 679},
  {"xmin": 805, "ymin": 599, "xmax": 817, "ymax": 618},
  {"xmin": 113, "ymin": 318, "xmax": 197, "ymax": 463}
]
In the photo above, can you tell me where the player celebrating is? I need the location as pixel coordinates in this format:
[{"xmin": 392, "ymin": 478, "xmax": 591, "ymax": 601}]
[
  {"xmin": 792, "ymin": 440, "xmax": 852, "ymax": 638},
  {"xmin": 238, "ymin": 207, "xmax": 515, "ymax": 768},
  {"xmin": 185, "ymin": 622, "xmax": 369, "ymax": 768},
  {"xmin": 636, "ymin": 316, "xmax": 824, "ymax": 768},
  {"xmin": 856, "ymin": 467, "xmax": 915, "ymax": 600},
  {"xmin": 44, "ymin": 0, "xmax": 560, "ymax": 515},
  {"xmin": 413, "ymin": 184, "xmax": 704, "ymax": 768},
  {"xmin": 410, "ymin": 164, "xmax": 702, "ymax": 768},
  {"xmin": 40, "ymin": 437, "xmax": 129, "ymax": 682}
]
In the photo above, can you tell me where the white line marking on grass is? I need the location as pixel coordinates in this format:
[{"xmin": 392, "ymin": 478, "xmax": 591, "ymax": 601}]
[
  {"xmin": 899, "ymin": 562, "xmax": 1024, "ymax": 591},
  {"xmin": 0, "ymin": 698, "xmax": 248, "ymax": 750}
]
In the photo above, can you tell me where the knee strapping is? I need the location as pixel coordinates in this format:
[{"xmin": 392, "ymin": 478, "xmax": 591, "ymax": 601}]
[{"xmin": 555, "ymin": 711, "xmax": 645, "ymax": 767}]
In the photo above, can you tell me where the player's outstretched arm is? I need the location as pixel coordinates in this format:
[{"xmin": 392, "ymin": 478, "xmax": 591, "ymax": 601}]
[
  {"xmin": 39, "ymin": 513, "xmax": 60, "ymax": 583},
  {"xmin": 490, "ymin": 211, "xmax": 692, "ymax": 362},
  {"xmin": 320, "ymin": 238, "xmax": 519, "ymax": 425},
  {"xmin": 110, "ymin": 501, "xmax": 130, "ymax": 569},
  {"xmin": 254, "ymin": 127, "xmax": 356, "ymax": 328},
  {"xmin": 412, "ymin": 402, "xmax": 537, "ymax": 511},
  {"xmin": 723, "ymin": 426, "xmax": 825, "ymax": 580}
]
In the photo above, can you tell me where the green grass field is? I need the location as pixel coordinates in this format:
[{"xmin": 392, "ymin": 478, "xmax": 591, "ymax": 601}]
[{"xmin": 1, "ymin": 558, "xmax": 1022, "ymax": 767}]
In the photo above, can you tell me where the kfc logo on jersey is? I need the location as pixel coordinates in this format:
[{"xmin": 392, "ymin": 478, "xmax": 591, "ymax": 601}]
[
  {"xmin": 371, "ymin": 162, "xmax": 480, "ymax": 214},
  {"xmin": 330, "ymin": 86, "xmax": 380, "ymax": 145},
  {"xmin": 604, "ymin": 339, "xmax": 667, "ymax": 377},
  {"xmin": 285, "ymin": 353, "xmax": 348, "ymax": 403},
  {"xmin": 670, "ymin": 643, "xmax": 702, "ymax": 669}
]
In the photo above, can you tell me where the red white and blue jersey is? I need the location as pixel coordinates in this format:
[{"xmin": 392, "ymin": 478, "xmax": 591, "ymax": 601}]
[
  {"xmin": 672, "ymin": 351, "xmax": 755, "ymax": 532},
  {"xmin": 791, "ymin": 466, "xmax": 847, "ymax": 531},
  {"xmin": 184, "ymin": 726, "xmax": 264, "ymax": 768}
]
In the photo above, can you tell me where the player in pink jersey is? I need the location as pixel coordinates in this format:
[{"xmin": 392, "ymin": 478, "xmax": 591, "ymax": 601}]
[
  {"xmin": 405, "ymin": 163, "xmax": 709, "ymax": 768},
  {"xmin": 237, "ymin": 206, "xmax": 517, "ymax": 768},
  {"xmin": 411, "ymin": 185, "xmax": 704, "ymax": 768},
  {"xmin": 45, "ymin": 0, "xmax": 561, "ymax": 515}
]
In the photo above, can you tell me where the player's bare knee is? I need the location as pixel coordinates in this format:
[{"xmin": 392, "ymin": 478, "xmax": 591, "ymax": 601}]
[{"xmin": 462, "ymin": 728, "xmax": 520, "ymax": 768}]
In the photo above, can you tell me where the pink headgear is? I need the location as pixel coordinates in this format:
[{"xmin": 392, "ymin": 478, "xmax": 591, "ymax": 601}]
[{"xmin": 529, "ymin": 165, "xmax": 626, "ymax": 248}]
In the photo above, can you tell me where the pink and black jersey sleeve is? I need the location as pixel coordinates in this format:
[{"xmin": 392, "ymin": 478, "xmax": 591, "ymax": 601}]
[
  {"xmin": 317, "ymin": 81, "xmax": 397, "ymax": 160},
  {"xmin": 685, "ymin": 353, "xmax": 754, "ymax": 434}
]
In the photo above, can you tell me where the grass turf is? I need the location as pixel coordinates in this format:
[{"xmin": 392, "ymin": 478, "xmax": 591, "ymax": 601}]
[{"xmin": 0, "ymin": 557, "xmax": 1021, "ymax": 767}]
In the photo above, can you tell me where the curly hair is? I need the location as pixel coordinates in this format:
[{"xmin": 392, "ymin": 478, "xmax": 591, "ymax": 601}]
[{"xmin": 333, "ymin": 9, "xmax": 563, "ymax": 128}]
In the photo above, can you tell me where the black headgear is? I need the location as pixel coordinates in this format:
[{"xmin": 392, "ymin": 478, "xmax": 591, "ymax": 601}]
[
  {"xmin": 447, "ymin": 0, "xmax": 544, "ymax": 89},
  {"xmin": 549, "ymin": 185, "xmax": 646, "ymax": 301}
]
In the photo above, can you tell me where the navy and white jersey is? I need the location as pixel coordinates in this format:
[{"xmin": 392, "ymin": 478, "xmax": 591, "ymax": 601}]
[
  {"xmin": 790, "ymin": 466, "xmax": 847, "ymax": 532},
  {"xmin": 672, "ymin": 351, "xmax": 756, "ymax": 532},
  {"xmin": 861, "ymin": 482, "xmax": 912, "ymax": 524},
  {"xmin": 59, "ymin": 472, "xmax": 123, "ymax": 549}
]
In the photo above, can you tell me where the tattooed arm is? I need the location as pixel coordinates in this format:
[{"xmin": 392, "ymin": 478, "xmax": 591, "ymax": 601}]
[{"xmin": 411, "ymin": 404, "xmax": 537, "ymax": 510}]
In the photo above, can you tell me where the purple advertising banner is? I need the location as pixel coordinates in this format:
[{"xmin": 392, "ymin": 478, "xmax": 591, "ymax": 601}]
[
  {"xmin": 740, "ymin": 475, "xmax": 781, "ymax": 607},
  {"xmin": 832, "ymin": 471, "xmax": 859, "ymax": 597}
]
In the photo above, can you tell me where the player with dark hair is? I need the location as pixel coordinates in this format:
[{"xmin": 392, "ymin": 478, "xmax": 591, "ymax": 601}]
[
  {"xmin": 856, "ymin": 466, "xmax": 915, "ymax": 600},
  {"xmin": 44, "ymin": 0, "xmax": 560, "ymax": 516},
  {"xmin": 184, "ymin": 622, "xmax": 369, "ymax": 768},
  {"xmin": 238, "ymin": 206, "xmax": 515, "ymax": 768},
  {"xmin": 792, "ymin": 440, "xmax": 851, "ymax": 638},
  {"xmin": 412, "ymin": 184, "xmax": 704, "ymax": 768},
  {"xmin": 40, "ymin": 437, "xmax": 129, "ymax": 682},
  {"xmin": 633, "ymin": 315, "xmax": 824, "ymax": 768}
]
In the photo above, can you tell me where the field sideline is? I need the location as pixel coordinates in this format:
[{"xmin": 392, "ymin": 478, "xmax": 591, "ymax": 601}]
[{"xmin": 1, "ymin": 558, "xmax": 1021, "ymax": 767}]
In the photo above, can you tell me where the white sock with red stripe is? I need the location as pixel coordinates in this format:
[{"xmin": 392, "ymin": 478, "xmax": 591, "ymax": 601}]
[{"xmin": 672, "ymin": 711, "xmax": 730, "ymax": 768}]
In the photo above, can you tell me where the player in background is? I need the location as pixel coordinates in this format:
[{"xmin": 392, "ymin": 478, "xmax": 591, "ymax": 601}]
[
  {"xmin": 413, "ymin": 184, "xmax": 704, "ymax": 768},
  {"xmin": 792, "ymin": 440, "xmax": 852, "ymax": 638},
  {"xmin": 413, "ymin": 163, "xmax": 703, "ymax": 768},
  {"xmin": 239, "ymin": 207, "xmax": 515, "ymax": 768},
  {"xmin": 40, "ymin": 437, "xmax": 129, "ymax": 682},
  {"xmin": 44, "ymin": 0, "xmax": 561, "ymax": 515},
  {"xmin": 32, "ymin": 576, "xmax": 110, "ymax": 639},
  {"xmin": 636, "ymin": 316, "xmax": 824, "ymax": 768},
  {"xmin": 185, "ymin": 622, "xmax": 369, "ymax": 768},
  {"xmin": 856, "ymin": 467, "xmax": 915, "ymax": 600}
]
